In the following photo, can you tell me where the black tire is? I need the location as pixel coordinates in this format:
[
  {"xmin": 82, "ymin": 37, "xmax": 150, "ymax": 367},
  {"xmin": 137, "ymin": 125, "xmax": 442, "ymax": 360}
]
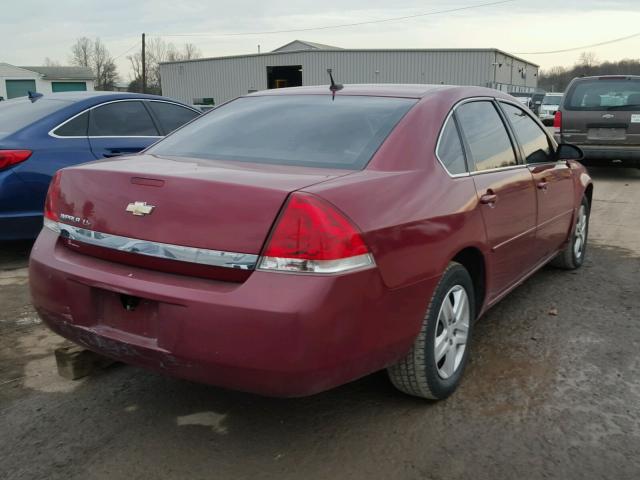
[
  {"xmin": 550, "ymin": 195, "xmax": 590, "ymax": 270},
  {"xmin": 387, "ymin": 262, "xmax": 475, "ymax": 400}
]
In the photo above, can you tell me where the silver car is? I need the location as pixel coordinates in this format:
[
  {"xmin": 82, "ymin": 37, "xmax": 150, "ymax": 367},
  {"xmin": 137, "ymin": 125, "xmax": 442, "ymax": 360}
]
[{"xmin": 539, "ymin": 93, "xmax": 563, "ymax": 124}]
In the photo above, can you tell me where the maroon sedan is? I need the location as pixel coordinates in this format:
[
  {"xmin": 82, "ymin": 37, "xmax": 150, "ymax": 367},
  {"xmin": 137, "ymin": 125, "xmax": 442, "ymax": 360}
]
[{"xmin": 29, "ymin": 85, "xmax": 592, "ymax": 400}]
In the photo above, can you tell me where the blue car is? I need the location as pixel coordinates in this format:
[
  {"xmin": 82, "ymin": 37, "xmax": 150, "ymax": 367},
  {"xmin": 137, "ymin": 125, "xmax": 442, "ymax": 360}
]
[{"xmin": 0, "ymin": 92, "xmax": 200, "ymax": 240}]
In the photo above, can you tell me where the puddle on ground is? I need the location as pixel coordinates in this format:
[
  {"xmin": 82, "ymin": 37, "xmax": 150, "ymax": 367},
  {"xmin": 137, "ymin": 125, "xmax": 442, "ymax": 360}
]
[{"xmin": 176, "ymin": 411, "xmax": 229, "ymax": 434}]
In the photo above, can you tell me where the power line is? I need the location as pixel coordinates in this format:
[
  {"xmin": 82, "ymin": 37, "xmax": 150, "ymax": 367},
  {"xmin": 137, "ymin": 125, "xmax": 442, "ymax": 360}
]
[
  {"xmin": 112, "ymin": 40, "xmax": 140, "ymax": 60},
  {"xmin": 150, "ymin": 0, "xmax": 522, "ymax": 38},
  {"xmin": 513, "ymin": 30, "xmax": 640, "ymax": 55}
]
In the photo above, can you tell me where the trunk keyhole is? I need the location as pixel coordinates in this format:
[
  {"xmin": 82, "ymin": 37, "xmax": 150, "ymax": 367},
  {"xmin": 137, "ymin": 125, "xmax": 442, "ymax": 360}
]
[{"xmin": 120, "ymin": 294, "xmax": 140, "ymax": 311}]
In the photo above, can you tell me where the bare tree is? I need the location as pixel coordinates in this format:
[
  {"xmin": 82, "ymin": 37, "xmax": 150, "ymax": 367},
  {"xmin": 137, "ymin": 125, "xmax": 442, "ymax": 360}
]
[
  {"xmin": 127, "ymin": 52, "xmax": 143, "ymax": 81},
  {"xmin": 182, "ymin": 43, "xmax": 201, "ymax": 60},
  {"xmin": 577, "ymin": 51, "xmax": 599, "ymax": 68},
  {"xmin": 146, "ymin": 37, "xmax": 169, "ymax": 89},
  {"xmin": 69, "ymin": 37, "xmax": 119, "ymax": 91},
  {"xmin": 93, "ymin": 38, "xmax": 118, "ymax": 90},
  {"xmin": 127, "ymin": 38, "xmax": 201, "ymax": 94},
  {"xmin": 539, "ymin": 56, "xmax": 640, "ymax": 92},
  {"xmin": 166, "ymin": 43, "xmax": 201, "ymax": 62},
  {"xmin": 43, "ymin": 57, "xmax": 60, "ymax": 67},
  {"xmin": 70, "ymin": 37, "xmax": 93, "ymax": 67}
]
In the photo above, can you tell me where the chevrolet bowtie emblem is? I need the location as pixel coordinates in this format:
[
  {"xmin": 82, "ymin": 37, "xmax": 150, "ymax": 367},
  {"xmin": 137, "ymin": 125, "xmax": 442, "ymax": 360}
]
[{"xmin": 125, "ymin": 201, "xmax": 155, "ymax": 216}]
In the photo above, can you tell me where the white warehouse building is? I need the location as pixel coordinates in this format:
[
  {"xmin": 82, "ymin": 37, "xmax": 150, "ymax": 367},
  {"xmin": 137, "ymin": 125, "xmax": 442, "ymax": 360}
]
[
  {"xmin": 0, "ymin": 64, "xmax": 94, "ymax": 100},
  {"xmin": 160, "ymin": 40, "xmax": 539, "ymax": 106}
]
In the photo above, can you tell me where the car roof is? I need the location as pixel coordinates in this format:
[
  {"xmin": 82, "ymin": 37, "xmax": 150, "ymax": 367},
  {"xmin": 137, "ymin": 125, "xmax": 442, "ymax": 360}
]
[
  {"xmin": 29, "ymin": 91, "xmax": 191, "ymax": 105},
  {"xmin": 573, "ymin": 75, "xmax": 640, "ymax": 81},
  {"xmin": 246, "ymin": 84, "xmax": 501, "ymax": 99},
  {"xmin": 545, "ymin": 92, "xmax": 563, "ymax": 96}
]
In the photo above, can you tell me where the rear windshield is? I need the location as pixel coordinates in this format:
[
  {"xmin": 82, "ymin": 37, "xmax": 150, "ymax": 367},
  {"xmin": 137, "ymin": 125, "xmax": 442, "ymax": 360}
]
[
  {"xmin": 565, "ymin": 78, "xmax": 640, "ymax": 111},
  {"xmin": 542, "ymin": 95, "xmax": 562, "ymax": 106},
  {"xmin": 148, "ymin": 95, "xmax": 417, "ymax": 169},
  {"xmin": 0, "ymin": 97, "xmax": 73, "ymax": 137}
]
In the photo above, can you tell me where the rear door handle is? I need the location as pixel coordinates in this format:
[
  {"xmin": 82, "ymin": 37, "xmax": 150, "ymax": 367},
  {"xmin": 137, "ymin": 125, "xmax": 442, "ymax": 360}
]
[
  {"xmin": 480, "ymin": 193, "xmax": 498, "ymax": 205},
  {"xmin": 537, "ymin": 181, "xmax": 549, "ymax": 190}
]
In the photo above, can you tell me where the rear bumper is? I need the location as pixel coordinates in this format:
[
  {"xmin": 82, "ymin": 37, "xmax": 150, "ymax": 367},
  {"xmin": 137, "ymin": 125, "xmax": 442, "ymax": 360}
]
[
  {"xmin": 29, "ymin": 229, "xmax": 434, "ymax": 397},
  {"xmin": 0, "ymin": 169, "xmax": 43, "ymax": 240},
  {"xmin": 569, "ymin": 144, "xmax": 640, "ymax": 164}
]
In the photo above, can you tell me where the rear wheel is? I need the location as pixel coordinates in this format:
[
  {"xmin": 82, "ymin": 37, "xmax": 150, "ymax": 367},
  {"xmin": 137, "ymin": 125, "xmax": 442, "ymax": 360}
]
[
  {"xmin": 551, "ymin": 196, "xmax": 590, "ymax": 270},
  {"xmin": 387, "ymin": 262, "xmax": 475, "ymax": 400}
]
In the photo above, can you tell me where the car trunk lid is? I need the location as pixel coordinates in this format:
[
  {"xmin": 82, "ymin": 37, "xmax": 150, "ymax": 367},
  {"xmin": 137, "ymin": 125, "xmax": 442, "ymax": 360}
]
[{"xmin": 51, "ymin": 154, "xmax": 353, "ymax": 279}]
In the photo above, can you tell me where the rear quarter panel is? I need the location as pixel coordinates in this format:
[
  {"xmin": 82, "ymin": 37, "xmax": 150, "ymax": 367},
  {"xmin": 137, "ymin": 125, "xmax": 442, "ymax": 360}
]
[{"xmin": 304, "ymin": 93, "xmax": 489, "ymax": 291}]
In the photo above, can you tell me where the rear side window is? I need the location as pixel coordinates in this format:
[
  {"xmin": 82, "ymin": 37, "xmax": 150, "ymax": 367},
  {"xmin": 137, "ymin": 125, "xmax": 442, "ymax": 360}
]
[
  {"xmin": 456, "ymin": 101, "xmax": 517, "ymax": 172},
  {"xmin": 89, "ymin": 101, "xmax": 159, "ymax": 136},
  {"xmin": 53, "ymin": 111, "xmax": 89, "ymax": 137},
  {"xmin": 148, "ymin": 95, "xmax": 417, "ymax": 170},
  {"xmin": 500, "ymin": 103, "xmax": 553, "ymax": 164},
  {"xmin": 147, "ymin": 101, "xmax": 199, "ymax": 134},
  {"xmin": 0, "ymin": 98, "xmax": 72, "ymax": 137},
  {"xmin": 565, "ymin": 78, "xmax": 640, "ymax": 110},
  {"xmin": 437, "ymin": 117, "xmax": 467, "ymax": 175},
  {"xmin": 542, "ymin": 95, "xmax": 562, "ymax": 106}
]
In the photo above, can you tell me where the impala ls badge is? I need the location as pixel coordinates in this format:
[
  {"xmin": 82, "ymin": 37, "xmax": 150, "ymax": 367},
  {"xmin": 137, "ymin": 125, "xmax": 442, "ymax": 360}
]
[{"xmin": 126, "ymin": 201, "xmax": 155, "ymax": 216}]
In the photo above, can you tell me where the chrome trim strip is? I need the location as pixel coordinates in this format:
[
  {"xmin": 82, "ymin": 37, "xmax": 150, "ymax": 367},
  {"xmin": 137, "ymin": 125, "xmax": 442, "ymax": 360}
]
[
  {"xmin": 470, "ymin": 164, "xmax": 527, "ymax": 175},
  {"xmin": 48, "ymin": 99, "xmax": 200, "ymax": 139},
  {"xmin": 491, "ymin": 224, "xmax": 537, "ymax": 252},
  {"xmin": 535, "ymin": 209, "xmax": 574, "ymax": 230},
  {"xmin": 44, "ymin": 219, "xmax": 258, "ymax": 270},
  {"xmin": 257, "ymin": 253, "xmax": 375, "ymax": 275}
]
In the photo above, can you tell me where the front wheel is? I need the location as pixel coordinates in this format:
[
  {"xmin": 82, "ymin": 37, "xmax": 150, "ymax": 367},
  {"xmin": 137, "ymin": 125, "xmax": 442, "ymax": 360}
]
[
  {"xmin": 551, "ymin": 196, "xmax": 590, "ymax": 270},
  {"xmin": 387, "ymin": 262, "xmax": 475, "ymax": 400}
]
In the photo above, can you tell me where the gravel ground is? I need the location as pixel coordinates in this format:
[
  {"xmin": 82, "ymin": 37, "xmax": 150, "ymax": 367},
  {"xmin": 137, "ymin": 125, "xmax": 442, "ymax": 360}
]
[{"xmin": 1, "ymin": 166, "xmax": 639, "ymax": 480}]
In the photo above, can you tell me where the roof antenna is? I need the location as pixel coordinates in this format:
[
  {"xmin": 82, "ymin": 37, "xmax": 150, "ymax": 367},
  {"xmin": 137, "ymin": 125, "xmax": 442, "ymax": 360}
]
[
  {"xmin": 28, "ymin": 91, "xmax": 43, "ymax": 103},
  {"xmin": 327, "ymin": 68, "xmax": 343, "ymax": 99}
]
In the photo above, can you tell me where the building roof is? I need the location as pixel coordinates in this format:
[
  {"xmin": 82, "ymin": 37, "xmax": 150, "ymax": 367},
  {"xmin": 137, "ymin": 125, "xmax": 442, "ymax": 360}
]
[
  {"xmin": 247, "ymin": 83, "xmax": 505, "ymax": 100},
  {"xmin": 272, "ymin": 40, "xmax": 342, "ymax": 52},
  {"xmin": 161, "ymin": 47, "xmax": 538, "ymax": 68},
  {"xmin": 19, "ymin": 66, "xmax": 94, "ymax": 80}
]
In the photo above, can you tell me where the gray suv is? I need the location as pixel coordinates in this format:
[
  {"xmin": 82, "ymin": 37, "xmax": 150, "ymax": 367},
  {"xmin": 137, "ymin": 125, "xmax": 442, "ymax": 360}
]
[{"xmin": 556, "ymin": 75, "xmax": 640, "ymax": 167}]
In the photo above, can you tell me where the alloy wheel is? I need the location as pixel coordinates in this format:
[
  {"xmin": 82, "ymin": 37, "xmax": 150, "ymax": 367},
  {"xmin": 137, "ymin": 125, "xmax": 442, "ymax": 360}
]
[
  {"xmin": 434, "ymin": 285, "xmax": 470, "ymax": 379},
  {"xmin": 573, "ymin": 205, "xmax": 587, "ymax": 259}
]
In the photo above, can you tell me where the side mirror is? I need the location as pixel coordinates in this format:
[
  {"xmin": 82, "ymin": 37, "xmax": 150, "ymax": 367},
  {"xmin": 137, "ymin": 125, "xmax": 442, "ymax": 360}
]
[{"xmin": 556, "ymin": 143, "xmax": 584, "ymax": 161}]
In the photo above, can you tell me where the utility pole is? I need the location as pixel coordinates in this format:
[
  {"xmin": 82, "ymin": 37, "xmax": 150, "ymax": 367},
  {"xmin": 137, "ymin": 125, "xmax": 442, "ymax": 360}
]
[{"xmin": 141, "ymin": 32, "xmax": 146, "ymax": 94}]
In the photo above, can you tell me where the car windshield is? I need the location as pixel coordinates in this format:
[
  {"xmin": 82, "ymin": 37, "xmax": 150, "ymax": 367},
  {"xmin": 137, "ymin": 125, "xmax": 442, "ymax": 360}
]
[
  {"xmin": 565, "ymin": 78, "xmax": 640, "ymax": 110},
  {"xmin": 0, "ymin": 97, "xmax": 73, "ymax": 137},
  {"xmin": 148, "ymin": 95, "xmax": 417, "ymax": 169},
  {"xmin": 542, "ymin": 96, "xmax": 562, "ymax": 106}
]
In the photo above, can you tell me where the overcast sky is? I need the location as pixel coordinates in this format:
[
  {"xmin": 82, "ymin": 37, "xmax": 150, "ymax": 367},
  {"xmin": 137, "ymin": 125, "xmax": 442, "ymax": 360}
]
[{"xmin": 2, "ymin": 0, "xmax": 639, "ymax": 82}]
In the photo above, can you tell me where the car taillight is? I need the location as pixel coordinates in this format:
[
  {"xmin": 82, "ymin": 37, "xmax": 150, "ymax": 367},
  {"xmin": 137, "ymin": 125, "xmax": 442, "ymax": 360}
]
[
  {"xmin": 258, "ymin": 192, "xmax": 374, "ymax": 274},
  {"xmin": 44, "ymin": 171, "xmax": 62, "ymax": 222},
  {"xmin": 0, "ymin": 150, "xmax": 31, "ymax": 170},
  {"xmin": 553, "ymin": 110, "xmax": 562, "ymax": 134}
]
